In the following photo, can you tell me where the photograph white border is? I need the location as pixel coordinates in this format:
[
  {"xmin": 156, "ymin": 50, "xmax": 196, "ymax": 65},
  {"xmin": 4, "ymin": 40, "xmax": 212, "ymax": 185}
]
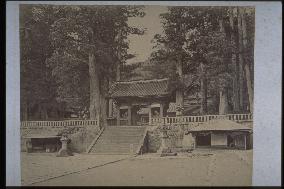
[{"xmin": 6, "ymin": 1, "xmax": 282, "ymax": 186}]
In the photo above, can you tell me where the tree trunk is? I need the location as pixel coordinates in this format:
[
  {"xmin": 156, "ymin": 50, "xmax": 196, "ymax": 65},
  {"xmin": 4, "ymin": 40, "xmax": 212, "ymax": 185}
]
[
  {"xmin": 241, "ymin": 9, "xmax": 254, "ymax": 113},
  {"xmin": 116, "ymin": 62, "xmax": 120, "ymax": 81},
  {"xmin": 116, "ymin": 63, "xmax": 121, "ymax": 81},
  {"xmin": 39, "ymin": 104, "xmax": 48, "ymax": 120},
  {"xmin": 39, "ymin": 104, "xmax": 44, "ymax": 120},
  {"xmin": 219, "ymin": 89, "xmax": 229, "ymax": 115},
  {"xmin": 244, "ymin": 64, "xmax": 253, "ymax": 113},
  {"xmin": 111, "ymin": 28, "xmax": 123, "ymax": 119},
  {"xmin": 218, "ymin": 18, "xmax": 230, "ymax": 115},
  {"xmin": 219, "ymin": 17, "xmax": 225, "ymax": 33},
  {"xmin": 214, "ymin": 90, "xmax": 219, "ymax": 113},
  {"xmin": 89, "ymin": 50, "xmax": 101, "ymax": 121},
  {"xmin": 200, "ymin": 62, "xmax": 207, "ymax": 115},
  {"xmin": 22, "ymin": 100, "xmax": 28, "ymax": 121},
  {"xmin": 114, "ymin": 62, "xmax": 121, "ymax": 119},
  {"xmin": 108, "ymin": 99, "xmax": 113, "ymax": 118},
  {"xmin": 99, "ymin": 88, "xmax": 107, "ymax": 127},
  {"xmin": 237, "ymin": 8, "xmax": 244, "ymax": 111},
  {"xmin": 230, "ymin": 8, "xmax": 240, "ymax": 113},
  {"xmin": 176, "ymin": 55, "xmax": 183, "ymax": 116},
  {"xmin": 115, "ymin": 28, "xmax": 122, "ymax": 81},
  {"xmin": 44, "ymin": 106, "xmax": 49, "ymax": 120}
]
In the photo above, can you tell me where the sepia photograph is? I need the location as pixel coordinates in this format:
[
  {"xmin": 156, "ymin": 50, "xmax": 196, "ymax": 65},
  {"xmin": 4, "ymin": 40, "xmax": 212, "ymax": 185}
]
[{"xmin": 18, "ymin": 3, "xmax": 256, "ymax": 186}]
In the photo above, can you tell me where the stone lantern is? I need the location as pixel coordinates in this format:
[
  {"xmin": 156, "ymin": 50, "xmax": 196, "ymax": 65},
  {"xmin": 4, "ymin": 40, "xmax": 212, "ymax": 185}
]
[
  {"xmin": 57, "ymin": 132, "xmax": 73, "ymax": 157},
  {"xmin": 157, "ymin": 128, "xmax": 168, "ymax": 154},
  {"xmin": 182, "ymin": 132, "xmax": 195, "ymax": 151},
  {"xmin": 176, "ymin": 105, "xmax": 184, "ymax": 117}
]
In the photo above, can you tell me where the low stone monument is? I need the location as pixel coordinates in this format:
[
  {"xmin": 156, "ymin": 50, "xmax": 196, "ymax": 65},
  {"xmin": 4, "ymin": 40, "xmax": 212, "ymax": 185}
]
[
  {"xmin": 57, "ymin": 132, "xmax": 73, "ymax": 157},
  {"xmin": 26, "ymin": 139, "xmax": 33, "ymax": 153},
  {"xmin": 157, "ymin": 129, "xmax": 168, "ymax": 154},
  {"xmin": 129, "ymin": 143, "xmax": 134, "ymax": 154},
  {"xmin": 158, "ymin": 128, "xmax": 177, "ymax": 156},
  {"xmin": 182, "ymin": 132, "xmax": 195, "ymax": 152}
]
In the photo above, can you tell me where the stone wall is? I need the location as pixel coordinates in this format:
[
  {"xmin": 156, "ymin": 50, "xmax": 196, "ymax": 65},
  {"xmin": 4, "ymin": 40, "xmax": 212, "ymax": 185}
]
[
  {"xmin": 147, "ymin": 127, "xmax": 161, "ymax": 153},
  {"xmin": 239, "ymin": 121, "xmax": 253, "ymax": 129},
  {"xmin": 146, "ymin": 121, "xmax": 253, "ymax": 152},
  {"xmin": 20, "ymin": 125, "xmax": 100, "ymax": 153},
  {"xmin": 164, "ymin": 125, "xmax": 184, "ymax": 148},
  {"xmin": 68, "ymin": 125, "xmax": 100, "ymax": 153},
  {"xmin": 21, "ymin": 126, "xmax": 64, "ymax": 152},
  {"xmin": 146, "ymin": 124, "xmax": 196, "ymax": 153}
]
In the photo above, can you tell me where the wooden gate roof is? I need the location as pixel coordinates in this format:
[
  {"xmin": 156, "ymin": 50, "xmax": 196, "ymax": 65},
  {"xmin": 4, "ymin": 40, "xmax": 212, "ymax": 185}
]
[{"xmin": 109, "ymin": 78, "xmax": 171, "ymax": 98}]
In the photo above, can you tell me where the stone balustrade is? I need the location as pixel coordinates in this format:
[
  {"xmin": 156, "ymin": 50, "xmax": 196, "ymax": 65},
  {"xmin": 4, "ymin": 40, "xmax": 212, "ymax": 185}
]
[
  {"xmin": 21, "ymin": 114, "xmax": 252, "ymax": 128},
  {"xmin": 150, "ymin": 113, "xmax": 253, "ymax": 125},
  {"xmin": 21, "ymin": 120, "xmax": 98, "ymax": 128}
]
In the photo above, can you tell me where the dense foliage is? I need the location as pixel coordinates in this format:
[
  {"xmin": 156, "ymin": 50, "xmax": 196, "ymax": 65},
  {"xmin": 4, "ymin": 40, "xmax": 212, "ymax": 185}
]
[
  {"xmin": 149, "ymin": 6, "xmax": 254, "ymax": 114},
  {"xmin": 20, "ymin": 5, "xmax": 145, "ymax": 121},
  {"xmin": 20, "ymin": 5, "xmax": 254, "ymax": 121}
]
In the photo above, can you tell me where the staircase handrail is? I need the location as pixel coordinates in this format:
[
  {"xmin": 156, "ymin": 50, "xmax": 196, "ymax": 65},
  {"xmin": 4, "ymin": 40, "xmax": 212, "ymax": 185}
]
[
  {"xmin": 86, "ymin": 127, "xmax": 105, "ymax": 153},
  {"xmin": 135, "ymin": 127, "xmax": 149, "ymax": 155}
]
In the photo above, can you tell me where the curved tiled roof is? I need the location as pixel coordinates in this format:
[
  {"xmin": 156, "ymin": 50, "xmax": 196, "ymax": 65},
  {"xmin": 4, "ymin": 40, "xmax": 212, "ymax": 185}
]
[
  {"xmin": 109, "ymin": 78, "xmax": 171, "ymax": 98},
  {"xmin": 22, "ymin": 129, "xmax": 61, "ymax": 139},
  {"xmin": 189, "ymin": 119, "xmax": 252, "ymax": 132}
]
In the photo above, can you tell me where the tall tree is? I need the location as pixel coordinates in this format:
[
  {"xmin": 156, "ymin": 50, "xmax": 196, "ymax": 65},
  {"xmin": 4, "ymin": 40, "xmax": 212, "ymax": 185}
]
[
  {"xmin": 20, "ymin": 5, "xmax": 59, "ymax": 120},
  {"xmin": 48, "ymin": 5, "xmax": 145, "ymax": 126},
  {"xmin": 237, "ymin": 7, "xmax": 245, "ymax": 112},
  {"xmin": 229, "ymin": 7, "xmax": 240, "ymax": 113},
  {"xmin": 151, "ymin": 6, "xmax": 254, "ymax": 115},
  {"xmin": 240, "ymin": 8, "xmax": 254, "ymax": 113}
]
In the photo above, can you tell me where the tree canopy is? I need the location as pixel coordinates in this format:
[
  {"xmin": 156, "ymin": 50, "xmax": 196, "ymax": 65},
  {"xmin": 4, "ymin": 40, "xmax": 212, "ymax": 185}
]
[
  {"xmin": 20, "ymin": 5, "xmax": 254, "ymax": 121},
  {"xmin": 149, "ymin": 6, "xmax": 254, "ymax": 114},
  {"xmin": 20, "ymin": 5, "xmax": 145, "ymax": 121}
]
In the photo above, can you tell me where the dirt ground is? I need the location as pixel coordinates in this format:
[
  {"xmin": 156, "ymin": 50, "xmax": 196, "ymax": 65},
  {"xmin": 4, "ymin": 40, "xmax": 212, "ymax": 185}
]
[
  {"xmin": 22, "ymin": 149, "xmax": 252, "ymax": 186},
  {"xmin": 21, "ymin": 153, "xmax": 130, "ymax": 186}
]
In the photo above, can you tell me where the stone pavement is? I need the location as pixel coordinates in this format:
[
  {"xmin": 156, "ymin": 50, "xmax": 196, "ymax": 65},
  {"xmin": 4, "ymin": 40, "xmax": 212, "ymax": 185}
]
[
  {"xmin": 27, "ymin": 150, "xmax": 252, "ymax": 186},
  {"xmin": 21, "ymin": 152, "xmax": 130, "ymax": 186}
]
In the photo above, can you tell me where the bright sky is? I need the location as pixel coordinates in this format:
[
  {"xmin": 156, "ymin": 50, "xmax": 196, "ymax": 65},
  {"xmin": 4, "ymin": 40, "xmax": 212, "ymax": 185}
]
[{"xmin": 126, "ymin": 5, "xmax": 168, "ymax": 64}]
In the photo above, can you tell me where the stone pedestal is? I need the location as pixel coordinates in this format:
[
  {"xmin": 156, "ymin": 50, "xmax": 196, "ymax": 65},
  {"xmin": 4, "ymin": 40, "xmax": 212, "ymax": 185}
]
[
  {"xmin": 57, "ymin": 135, "xmax": 73, "ymax": 157},
  {"xmin": 129, "ymin": 144, "xmax": 134, "ymax": 154},
  {"xmin": 26, "ymin": 139, "xmax": 32, "ymax": 153},
  {"xmin": 157, "ymin": 130, "xmax": 168, "ymax": 154},
  {"xmin": 182, "ymin": 133, "xmax": 195, "ymax": 150}
]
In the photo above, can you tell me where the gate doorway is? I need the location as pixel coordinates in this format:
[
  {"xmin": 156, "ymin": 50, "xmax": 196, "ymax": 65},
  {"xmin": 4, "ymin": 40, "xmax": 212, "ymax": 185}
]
[
  {"xmin": 131, "ymin": 105, "xmax": 141, "ymax": 126},
  {"xmin": 196, "ymin": 133, "xmax": 211, "ymax": 147}
]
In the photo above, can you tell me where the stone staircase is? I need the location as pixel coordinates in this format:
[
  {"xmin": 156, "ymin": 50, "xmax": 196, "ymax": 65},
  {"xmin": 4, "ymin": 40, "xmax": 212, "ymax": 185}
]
[{"xmin": 88, "ymin": 126, "xmax": 147, "ymax": 154}]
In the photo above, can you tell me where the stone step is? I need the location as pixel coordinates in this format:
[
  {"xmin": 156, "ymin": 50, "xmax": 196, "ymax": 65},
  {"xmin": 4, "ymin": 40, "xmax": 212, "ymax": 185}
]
[
  {"xmin": 92, "ymin": 145, "xmax": 140, "ymax": 151},
  {"xmin": 96, "ymin": 141, "xmax": 141, "ymax": 145},
  {"xmin": 93, "ymin": 145, "xmax": 139, "ymax": 150},
  {"xmin": 98, "ymin": 142, "xmax": 139, "ymax": 146},
  {"xmin": 95, "ymin": 139, "xmax": 141, "ymax": 144},
  {"xmin": 105, "ymin": 128, "xmax": 145, "ymax": 130},
  {"xmin": 92, "ymin": 151, "xmax": 134, "ymax": 154},
  {"xmin": 99, "ymin": 135, "xmax": 143, "ymax": 139},
  {"xmin": 89, "ymin": 126, "xmax": 147, "ymax": 154},
  {"xmin": 99, "ymin": 133, "xmax": 144, "ymax": 137},
  {"xmin": 93, "ymin": 148, "xmax": 138, "ymax": 152},
  {"xmin": 103, "ymin": 130, "xmax": 145, "ymax": 134}
]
